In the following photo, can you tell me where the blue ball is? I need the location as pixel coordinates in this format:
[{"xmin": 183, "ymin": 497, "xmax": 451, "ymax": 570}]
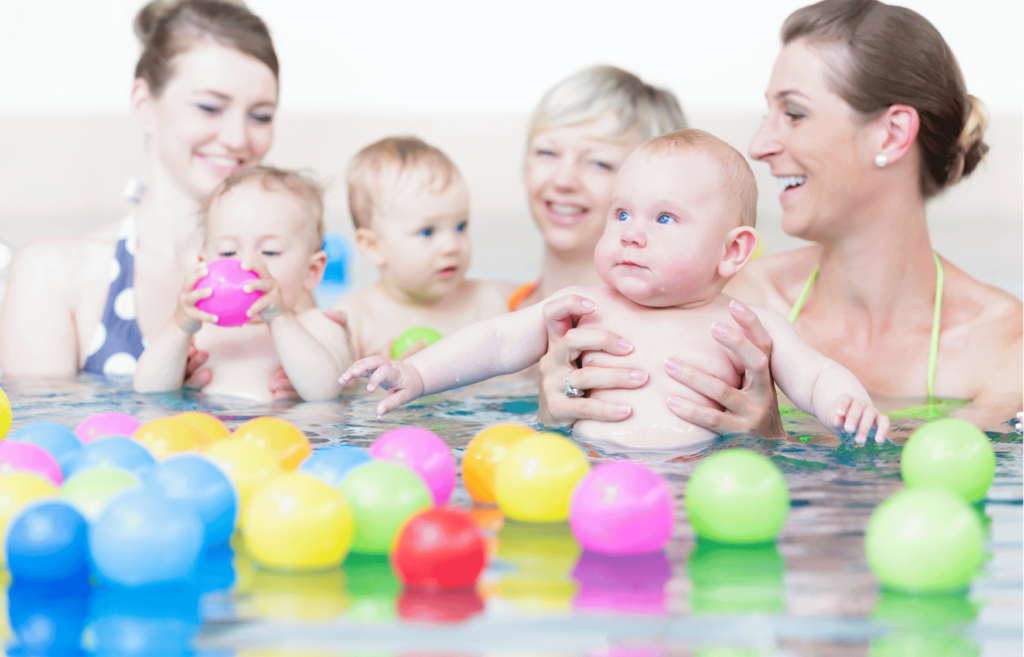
[
  {"xmin": 8, "ymin": 421, "xmax": 83, "ymax": 474},
  {"xmin": 64, "ymin": 436, "xmax": 156, "ymax": 480},
  {"xmin": 299, "ymin": 444, "xmax": 371, "ymax": 488},
  {"xmin": 6, "ymin": 500, "xmax": 89, "ymax": 582},
  {"xmin": 89, "ymin": 486, "xmax": 204, "ymax": 587},
  {"xmin": 146, "ymin": 455, "xmax": 237, "ymax": 547}
]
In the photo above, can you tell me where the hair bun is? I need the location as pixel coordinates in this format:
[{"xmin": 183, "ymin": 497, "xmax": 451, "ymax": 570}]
[
  {"xmin": 958, "ymin": 94, "xmax": 989, "ymax": 180},
  {"xmin": 133, "ymin": 0, "xmax": 174, "ymax": 45}
]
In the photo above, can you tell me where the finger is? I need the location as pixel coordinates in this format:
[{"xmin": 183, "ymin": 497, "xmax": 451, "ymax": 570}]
[
  {"xmin": 398, "ymin": 340, "xmax": 427, "ymax": 360},
  {"xmin": 183, "ymin": 367, "xmax": 212, "ymax": 389},
  {"xmin": 340, "ymin": 358, "xmax": 383, "ymax": 385},
  {"xmin": 665, "ymin": 359, "xmax": 745, "ymax": 414},
  {"xmin": 187, "ymin": 307, "xmax": 219, "ymax": 324},
  {"xmin": 323, "ymin": 309, "xmax": 348, "ymax": 327},
  {"xmin": 243, "ymin": 279, "xmax": 274, "ymax": 294},
  {"xmin": 710, "ymin": 322, "xmax": 771, "ymax": 388},
  {"xmin": 185, "ymin": 264, "xmax": 210, "ymax": 288},
  {"xmin": 377, "ymin": 390, "xmax": 413, "ymax": 417},
  {"xmin": 854, "ymin": 408, "xmax": 877, "ymax": 446},
  {"xmin": 542, "ymin": 294, "xmax": 598, "ymax": 342},
  {"xmin": 185, "ymin": 349, "xmax": 209, "ymax": 373},
  {"xmin": 246, "ymin": 297, "xmax": 272, "ymax": 318},
  {"xmin": 874, "ymin": 414, "xmax": 891, "ymax": 444},
  {"xmin": 832, "ymin": 394, "xmax": 853, "ymax": 427},
  {"xmin": 183, "ymin": 288, "xmax": 213, "ymax": 306},
  {"xmin": 843, "ymin": 398, "xmax": 866, "ymax": 434},
  {"xmin": 667, "ymin": 396, "xmax": 734, "ymax": 435},
  {"xmin": 568, "ymin": 366, "xmax": 647, "ymax": 392},
  {"xmin": 728, "ymin": 301, "xmax": 774, "ymax": 356},
  {"xmin": 558, "ymin": 328, "xmax": 634, "ymax": 362},
  {"xmin": 366, "ymin": 366, "xmax": 397, "ymax": 393}
]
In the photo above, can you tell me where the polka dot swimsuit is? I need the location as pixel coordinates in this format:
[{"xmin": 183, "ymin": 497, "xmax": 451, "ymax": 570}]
[{"xmin": 82, "ymin": 215, "xmax": 145, "ymax": 376}]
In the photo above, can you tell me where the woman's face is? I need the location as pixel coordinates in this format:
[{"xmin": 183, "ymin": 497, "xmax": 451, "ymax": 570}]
[
  {"xmin": 525, "ymin": 112, "xmax": 642, "ymax": 260},
  {"xmin": 748, "ymin": 39, "xmax": 878, "ymax": 241},
  {"xmin": 138, "ymin": 42, "xmax": 278, "ymax": 202}
]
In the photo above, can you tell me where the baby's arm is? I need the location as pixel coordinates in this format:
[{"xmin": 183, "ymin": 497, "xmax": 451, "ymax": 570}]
[{"xmin": 757, "ymin": 309, "xmax": 890, "ymax": 444}]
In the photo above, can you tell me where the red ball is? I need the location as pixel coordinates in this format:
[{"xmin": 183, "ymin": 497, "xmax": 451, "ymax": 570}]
[{"xmin": 392, "ymin": 509, "xmax": 487, "ymax": 589}]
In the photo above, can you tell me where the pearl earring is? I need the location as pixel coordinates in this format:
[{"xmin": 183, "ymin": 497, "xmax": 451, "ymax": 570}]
[{"xmin": 874, "ymin": 154, "xmax": 888, "ymax": 168}]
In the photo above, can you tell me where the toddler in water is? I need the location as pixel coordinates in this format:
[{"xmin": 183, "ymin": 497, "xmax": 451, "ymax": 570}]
[
  {"xmin": 342, "ymin": 130, "xmax": 890, "ymax": 450},
  {"xmin": 332, "ymin": 137, "xmax": 516, "ymax": 359},
  {"xmin": 135, "ymin": 167, "xmax": 350, "ymax": 402}
]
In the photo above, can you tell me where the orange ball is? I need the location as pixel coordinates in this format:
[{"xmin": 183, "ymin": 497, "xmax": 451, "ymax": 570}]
[
  {"xmin": 133, "ymin": 418, "xmax": 205, "ymax": 459},
  {"xmin": 233, "ymin": 417, "xmax": 311, "ymax": 470},
  {"xmin": 175, "ymin": 412, "xmax": 230, "ymax": 443},
  {"xmin": 463, "ymin": 424, "xmax": 535, "ymax": 503}
]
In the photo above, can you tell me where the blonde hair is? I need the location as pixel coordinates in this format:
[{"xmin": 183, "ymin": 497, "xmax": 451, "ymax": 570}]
[
  {"xmin": 528, "ymin": 65, "xmax": 687, "ymax": 143},
  {"xmin": 347, "ymin": 137, "xmax": 461, "ymax": 229},
  {"xmin": 643, "ymin": 129, "xmax": 758, "ymax": 228}
]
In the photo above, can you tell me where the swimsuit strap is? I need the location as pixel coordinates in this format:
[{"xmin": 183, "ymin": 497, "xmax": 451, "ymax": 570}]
[
  {"xmin": 786, "ymin": 266, "xmax": 819, "ymax": 324},
  {"xmin": 507, "ymin": 281, "xmax": 539, "ymax": 312}
]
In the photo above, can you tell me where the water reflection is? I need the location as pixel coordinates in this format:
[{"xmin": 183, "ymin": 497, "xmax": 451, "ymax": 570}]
[
  {"xmin": 7, "ymin": 577, "xmax": 90, "ymax": 656},
  {"xmin": 83, "ymin": 584, "xmax": 201, "ymax": 655},
  {"xmin": 572, "ymin": 551, "xmax": 672, "ymax": 615},
  {"xmin": 495, "ymin": 521, "xmax": 579, "ymax": 611},
  {"xmin": 343, "ymin": 554, "xmax": 400, "ymax": 623},
  {"xmin": 870, "ymin": 591, "xmax": 980, "ymax": 656},
  {"xmin": 234, "ymin": 549, "xmax": 348, "ymax": 621},
  {"xmin": 686, "ymin": 540, "xmax": 785, "ymax": 615},
  {"xmin": 397, "ymin": 587, "xmax": 485, "ymax": 624}
]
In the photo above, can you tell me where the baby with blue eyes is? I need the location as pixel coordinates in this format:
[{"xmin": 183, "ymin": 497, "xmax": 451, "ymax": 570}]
[{"xmin": 342, "ymin": 129, "xmax": 890, "ymax": 451}]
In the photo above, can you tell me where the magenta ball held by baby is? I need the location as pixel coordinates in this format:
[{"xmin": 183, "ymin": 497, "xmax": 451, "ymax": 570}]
[
  {"xmin": 194, "ymin": 259, "xmax": 262, "ymax": 327},
  {"xmin": 369, "ymin": 427, "xmax": 456, "ymax": 507}
]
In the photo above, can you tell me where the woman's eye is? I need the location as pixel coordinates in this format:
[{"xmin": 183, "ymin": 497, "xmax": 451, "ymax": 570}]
[
  {"xmin": 251, "ymin": 112, "xmax": 274, "ymax": 124},
  {"xmin": 617, "ymin": 211, "xmax": 630, "ymax": 222},
  {"xmin": 419, "ymin": 227, "xmax": 434, "ymax": 238},
  {"xmin": 198, "ymin": 104, "xmax": 222, "ymax": 115},
  {"xmin": 657, "ymin": 214, "xmax": 676, "ymax": 225},
  {"xmin": 594, "ymin": 160, "xmax": 613, "ymax": 171},
  {"xmin": 536, "ymin": 149, "xmax": 555, "ymax": 157},
  {"xmin": 456, "ymin": 221, "xmax": 467, "ymax": 233}
]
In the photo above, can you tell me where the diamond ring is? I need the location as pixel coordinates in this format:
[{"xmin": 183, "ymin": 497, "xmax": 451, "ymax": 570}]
[{"xmin": 565, "ymin": 373, "xmax": 584, "ymax": 398}]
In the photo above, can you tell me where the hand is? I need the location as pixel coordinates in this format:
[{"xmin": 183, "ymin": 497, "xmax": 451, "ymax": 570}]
[
  {"xmin": 536, "ymin": 294, "xmax": 644, "ymax": 427},
  {"xmin": 183, "ymin": 343, "xmax": 212, "ymax": 389},
  {"xmin": 340, "ymin": 356, "xmax": 425, "ymax": 416},
  {"xmin": 242, "ymin": 257, "xmax": 286, "ymax": 323},
  {"xmin": 664, "ymin": 300, "xmax": 786, "ymax": 438},
  {"xmin": 175, "ymin": 263, "xmax": 217, "ymax": 334},
  {"xmin": 833, "ymin": 395, "xmax": 890, "ymax": 445}
]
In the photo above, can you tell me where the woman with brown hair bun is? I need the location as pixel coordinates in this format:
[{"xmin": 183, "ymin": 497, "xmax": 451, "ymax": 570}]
[{"xmin": 539, "ymin": 0, "xmax": 1021, "ymax": 436}]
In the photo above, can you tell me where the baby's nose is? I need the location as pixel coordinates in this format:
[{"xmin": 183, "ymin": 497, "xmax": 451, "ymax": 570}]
[{"xmin": 621, "ymin": 225, "xmax": 647, "ymax": 247}]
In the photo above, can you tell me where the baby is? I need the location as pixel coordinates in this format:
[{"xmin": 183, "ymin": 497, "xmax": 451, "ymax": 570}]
[
  {"xmin": 135, "ymin": 167, "xmax": 351, "ymax": 402},
  {"xmin": 342, "ymin": 130, "xmax": 890, "ymax": 450},
  {"xmin": 333, "ymin": 137, "xmax": 516, "ymax": 360}
]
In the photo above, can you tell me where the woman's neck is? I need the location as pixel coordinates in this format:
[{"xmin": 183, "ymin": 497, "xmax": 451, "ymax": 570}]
[
  {"xmin": 537, "ymin": 244, "xmax": 603, "ymax": 296},
  {"xmin": 134, "ymin": 163, "xmax": 204, "ymax": 261}
]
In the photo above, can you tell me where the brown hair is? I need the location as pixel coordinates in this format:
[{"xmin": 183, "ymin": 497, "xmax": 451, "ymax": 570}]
[
  {"xmin": 643, "ymin": 129, "xmax": 759, "ymax": 228},
  {"xmin": 347, "ymin": 137, "xmax": 461, "ymax": 229},
  {"xmin": 782, "ymin": 0, "xmax": 987, "ymax": 198},
  {"xmin": 134, "ymin": 0, "xmax": 279, "ymax": 96}
]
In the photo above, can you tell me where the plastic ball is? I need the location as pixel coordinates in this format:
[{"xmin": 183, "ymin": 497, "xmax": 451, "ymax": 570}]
[
  {"xmin": 865, "ymin": 487, "xmax": 984, "ymax": 593},
  {"xmin": 6, "ymin": 500, "xmax": 88, "ymax": 581},
  {"xmin": 0, "ymin": 472, "xmax": 59, "ymax": 558},
  {"xmin": 89, "ymin": 485, "xmax": 205, "ymax": 587},
  {"xmin": 60, "ymin": 468, "xmax": 140, "ymax": 522},
  {"xmin": 685, "ymin": 449, "xmax": 789, "ymax": 544},
  {"xmin": 7, "ymin": 422, "xmax": 83, "ymax": 475},
  {"xmin": 74, "ymin": 412, "xmax": 141, "ymax": 444},
  {"xmin": 493, "ymin": 432, "xmax": 590, "ymax": 523},
  {"xmin": 174, "ymin": 411, "xmax": 230, "ymax": 442},
  {"xmin": 64, "ymin": 436, "xmax": 156, "ymax": 480},
  {"xmin": 133, "ymin": 418, "xmax": 205, "ymax": 459},
  {"xmin": 339, "ymin": 461, "xmax": 433, "ymax": 555},
  {"xmin": 203, "ymin": 438, "xmax": 281, "ymax": 528},
  {"xmin": 393, "ymin": 508, "xmax": 487, "ymax": 589},
  {"xmin": 569, "ymin": 461, "xmax": 674, "ymax": 555},
  {"xmin": 901, "ymin": 418, "xmax": 996, "ymax": 503},
  {"xmin": 390, "ymin": 327, "xmax": 443, "ymax": 360},
  {"xmin": 0, "ymin": 387, "xmax": 11, "ymax": 439},
  {"xmin": 146, "ymin": 455, "xmax": 237, "ymax": 547},
  {"xmin": 463, "ymin": 423, "xmax": 535, "ymax": 503},
  {"xmin": 299, "ymin": 444, "xmax": 371, "ymax": 488},
  {"xmin": 0, "ymin": 440, "xmax": 63, "ymax": 485},
  {"xmin": 244, "ymin": 472, "xmax": 353, "ymax": 570},
  {"xmin": 233, "ymin": 417, "xmax": 311, "ymax": 470},
  {"xmin": 369, "ymin": 427, "xmax": 456, "ymax": 506},
  {"xmin": 194, "ymin": 258, "xmax": 262, "ymax": 327}
]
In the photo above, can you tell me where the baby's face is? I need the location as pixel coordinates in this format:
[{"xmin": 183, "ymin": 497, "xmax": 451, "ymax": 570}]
[{"xmin": 594, "ymin": 149, "xmax": 739, "ymax": 307}]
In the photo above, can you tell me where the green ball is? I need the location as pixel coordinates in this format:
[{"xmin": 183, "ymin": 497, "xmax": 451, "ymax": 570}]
[
  {"xmin": 338, "ymin": 460, "xmax": 432, "ymax": 555},
  {"xmin": 684, "ymin": 449, "xmax": 789, "ymax": 544},
  {"xmin": 61, "ymin": 468, "xmax": 140, "ymax": 522},
  {"xmin": 390, "ymin": 327, "xmax": 443, "ymax": 360},
  {"xmin": 865, "ymin": 487, "xmax": 984, "ymax": 593},
  {"xmin": 901, "ymin": 418, "xmax": 995, "ymax": 503}
]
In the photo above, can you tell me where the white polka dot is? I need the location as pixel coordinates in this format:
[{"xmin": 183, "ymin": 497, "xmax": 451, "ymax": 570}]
[
  {"xmin": 123, "ymin": 219, "xmax": 137, "ymax": 256},
  {"xmin": 114, "ymin": 288, "xmax": 136, "ymax": 321},
  {"xmin": 103, "ymin": 352, "xmax": 138, "ymax": 376},
  {"xmin": 87, "ymin": 324, "xmax": 107, "ymax": 356},
  {"xmin": 141, "ymin": 336, "xmax": 149, "ymax": 349},
  {"xmin": 108, "ymin": 258, "xmax": 121, "ymax": 283}
]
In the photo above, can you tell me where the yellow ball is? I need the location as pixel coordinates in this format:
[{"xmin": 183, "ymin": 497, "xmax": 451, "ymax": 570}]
[
  {"xmin": 0, "ymin": 388, "xmax": 10, "ymax": 440},
  {"xmin": 243, "ymin": 472, "xmax": 353, "ymax": 571},
  {"xmin": 133, "ymin": 418, "xmax": 205, "ymax": 459},
  {"xmin": 174, "ymin": 412, "xmax": 230, "ymax": 443},
  {"xmin": 493, "ymin": 432, "xmax": 590, "ymax": 523},
  {"xmin": 204, "ymin": 438, "xmax": 281, "ymax": 529},
  {"xmin": 0, "ymin": 472, "xmax": 59, "ymax": 560},
  {"xmin": 234, "ymin": 417, "xmax": 311, "ymax": 470},
  {"xmin": 464, "ymin": 424, "xmax": 535, "ymax": 503}
]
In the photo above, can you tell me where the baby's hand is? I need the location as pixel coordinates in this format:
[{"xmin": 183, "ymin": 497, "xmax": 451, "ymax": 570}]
[
  {"xmin": 242, "ymin": 257, "xmax": 286, "ymax": 323},
  {"xmin": 832, "ymin": 395, "xmax": 890, "ymax": 445},
  {"xmin": 340, "ymin": 356, "xmax": 425, "ymax": 417},
  {"xmin": 175, "ymin": 263, "xmax": 217, "ymax": 334}
]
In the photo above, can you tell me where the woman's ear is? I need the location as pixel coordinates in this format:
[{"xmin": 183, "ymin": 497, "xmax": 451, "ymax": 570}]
[
  {"xmin": 303, "ymin": 249, "xmax": 328, "ymax": 292},
  {"xmin": 355, "ymin": 227, "xmax": 385, "ymax": 268},
  {"xmin": 871, "ymin": 104, "xmax": 920, "ymax": 167},
  {"xmin": 131, "ymin": 78, "xmax": 157, "ymax": 137},
  {"xmin": 718, "ymin": 226, "xmax": 758, "ymax": 278}
]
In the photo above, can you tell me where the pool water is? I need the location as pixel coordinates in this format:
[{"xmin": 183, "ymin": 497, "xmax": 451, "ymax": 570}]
[{"xmin": 1, "ymin": 375, "xmax": 1020, "ymax": 656}]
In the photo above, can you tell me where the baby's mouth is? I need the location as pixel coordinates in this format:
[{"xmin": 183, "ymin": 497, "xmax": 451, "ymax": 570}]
[{"xmin": 437, "ymin": 266, "xmax": 459, "ymax": 279}]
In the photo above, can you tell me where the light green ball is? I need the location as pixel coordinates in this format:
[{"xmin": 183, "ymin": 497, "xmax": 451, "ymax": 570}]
[
  {"xmin": 684, "ymin": 449, "xmax": 789, "ymax": 544},
  {"xmin": 61, "ymin": 468, "xmax": 140, "ymax": 522},
  {"xmin": 390, "ymin": 327, "xmax": 442, "ymax": 360},
  {"xmin": 338, "ymin": 461, "xmax": 432, "ymax": 555},
  {"xmin": 865, "ymin": 487, "xmax": 984, "ymax": 593},
  {"xmin": 901, "ymin": 418, "xmax": 995, "ymax": 503}
]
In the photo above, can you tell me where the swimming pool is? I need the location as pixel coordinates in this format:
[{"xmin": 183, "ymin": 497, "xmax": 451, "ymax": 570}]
[{"xmin": 1, "ymin": 374, "xmax": 1020, "ymax": 656}]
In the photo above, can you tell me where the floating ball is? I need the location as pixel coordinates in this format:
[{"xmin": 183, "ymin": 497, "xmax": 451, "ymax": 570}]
[
  {"xmin": 393, "ymin": 509, "xmax": 487, "ymax": 589},
  {"xmin": 74, "ymin": 412, "xmax": 140, "ymax": 444},
  {"xmin": 569, "ymin": 462, "xmax": 673, "ymax": 555},
  {"xmin": 194, "ymin": 258, "xmax": 262, "ymax": 327},
  {"xmin": 493, "ymin": 432, "xmax": 590, "ymax": 523},
  {"xmin": 299, "ymin": 444, "xmax": 371, "ymax": 488},
  {"xmin": 244, "ymin": 472, "xmax": 353, "ymax": 570},
  {"xmin": 685, "ymin": 449, "xmax": 789, "ymax": 544},
  {"xmin": 90, "ymin": 486, "xmax": 204, "ymax": 587},
  {"xmin": 0, "ymin": 440, "xmax": 63, "ymax": 485},
  {"xmin": 64, "ymin": 436, "xmax": 156, "ymax": 480},
  {"xmin": 390, "ymin": 327, "xmax": 442, "ymax": 360},
  {"xmin": 0, "ymin": 387, "xmax": 10, "ymax": 439},
  {"xmin": 865, "ymin": 487, "xmax": 984, "ymax": 593},
  {"xmin": 146, "ymin": 455, "xmax": 237, "ymax": 547},
  {"xmin": 339, "ymin": 461, "xmax": 432, "ymax": 555},
  {"xmin": 203, "ymin": 438, "xmax": 281, "ymax": 529},
  {"xmin": 233, "ymin": 417, "xmax": 310, "ymax": 469},
  {"xmin": 6, "ymin": 500, "xmax": 88, "ymax": 581},
  {"xmin": 901, "ymin": 418, "xmax": 996, "ymax": 503},
  {"xmin": 8, "ymin": 422, "xmax": 82, "ymax": 475},
  {"xmin": 174, "ymin": 411, "xmax": 230, "ymax": 442},
  {"xmin": 0, "ymin": 472, "xmax": 59, "ymax": 559},
  {"xmin": 60, "ymin": 468, "xmax": 140, "ymax": 522},
  {"xmin": 463, "ymin": 424, "xmax": 535, "ymax": 503},
  {"xmin": 370, "ymin": 427, "xmax": 456, "ymax": 506},
  {"xmin": 133, "ymin": 418, "xmax": 205, "ymax": 459}
]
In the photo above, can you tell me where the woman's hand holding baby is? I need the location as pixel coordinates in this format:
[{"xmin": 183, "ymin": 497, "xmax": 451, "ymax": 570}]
[
  {"xmin": 341, "ymin": 357, "xmax": 426, "ymax": 417},
  {"xmin": 833, "ymin": 395, "xmax": 890, "ymax": 445},
  {"xmin": 242, "ymin": 258, "xmax": 285, "ymax": 323},
  {"xmin": 175, "ymin": 263, "xmax": 217, "ymax": 334}
]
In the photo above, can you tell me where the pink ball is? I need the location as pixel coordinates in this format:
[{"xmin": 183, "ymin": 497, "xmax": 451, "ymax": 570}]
[
  {"xmin": 75, "ymin": 412, "xmax": 141, "ymax": 444},
  {"xmin": 569, "ymin": 461, "xmax": 674, "ymax": 555},
  {"xmin": 369, "ymin": 427, "xmax": 456, "ymax": 506},
  {"xmin": 0, "ymin": 440, "xmax": 64, "ymax": 485},
  {"xmin": 194, "ymin": 259, "xmax": 262, "ymax": 327}
]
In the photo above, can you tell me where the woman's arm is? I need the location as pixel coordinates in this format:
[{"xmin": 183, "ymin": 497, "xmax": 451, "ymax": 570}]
[{"xmin": 950, "ymin": 323, "xmax": 1023, "ymax": 432}]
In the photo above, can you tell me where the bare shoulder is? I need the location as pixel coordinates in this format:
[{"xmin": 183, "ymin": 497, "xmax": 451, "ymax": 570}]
[
  {"xmin": 9, "ymin": 232, "xmax": 112, "ymax": 299},
  {"xmin": 466, "ymin": 279, "xmax": 519, "ymax": 317},
  {"xmin": 726, "ymin": 246, "xmax": 822, "ymax": 313},
  {"xmin": 944, "ymin": 262, "xmax": 1022, "ymax": 346}
]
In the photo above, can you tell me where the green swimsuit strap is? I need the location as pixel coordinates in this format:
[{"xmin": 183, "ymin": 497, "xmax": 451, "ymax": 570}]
[{"xmin": 786, "ymin": 266, "xmax": 819, "ymax": 324}]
